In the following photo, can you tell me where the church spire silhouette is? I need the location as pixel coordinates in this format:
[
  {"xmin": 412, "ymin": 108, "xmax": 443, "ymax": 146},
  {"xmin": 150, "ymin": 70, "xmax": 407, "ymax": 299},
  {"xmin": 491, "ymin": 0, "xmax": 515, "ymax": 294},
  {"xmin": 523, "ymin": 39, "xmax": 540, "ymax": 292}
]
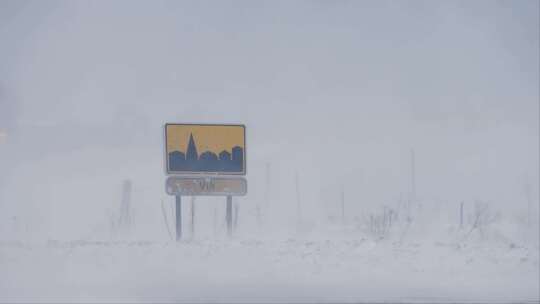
[
  {"xmin": 169, "ymin": 132, "xmax": 244, "ymax": 173},
  {"xmin": 186, "ymin": 133, "xmax": 198, "ymax": 160}
]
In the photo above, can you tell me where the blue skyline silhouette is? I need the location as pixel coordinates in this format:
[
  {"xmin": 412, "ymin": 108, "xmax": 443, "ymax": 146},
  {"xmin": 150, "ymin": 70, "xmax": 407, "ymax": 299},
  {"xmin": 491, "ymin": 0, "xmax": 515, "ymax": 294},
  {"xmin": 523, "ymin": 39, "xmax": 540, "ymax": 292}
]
[{"xmin": 169, "ymin": 133, "xmax": 244, "ymax": 173}]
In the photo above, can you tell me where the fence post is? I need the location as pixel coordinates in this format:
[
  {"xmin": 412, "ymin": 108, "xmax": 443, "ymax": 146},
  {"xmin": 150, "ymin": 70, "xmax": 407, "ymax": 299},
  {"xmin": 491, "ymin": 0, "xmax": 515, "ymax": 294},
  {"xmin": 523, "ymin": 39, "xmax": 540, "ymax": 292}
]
[{"xmin": 460, "ymin": 201, "xmax": 464, "ymax": 229}]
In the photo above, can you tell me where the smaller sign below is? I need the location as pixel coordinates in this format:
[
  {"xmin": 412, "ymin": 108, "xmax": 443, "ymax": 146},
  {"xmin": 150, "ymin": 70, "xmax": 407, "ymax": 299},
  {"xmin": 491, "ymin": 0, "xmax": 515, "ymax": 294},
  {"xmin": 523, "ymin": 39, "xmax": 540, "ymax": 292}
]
[{"xmin": 166, "ymin": 176, "xmax": 247, "ymax": 196}]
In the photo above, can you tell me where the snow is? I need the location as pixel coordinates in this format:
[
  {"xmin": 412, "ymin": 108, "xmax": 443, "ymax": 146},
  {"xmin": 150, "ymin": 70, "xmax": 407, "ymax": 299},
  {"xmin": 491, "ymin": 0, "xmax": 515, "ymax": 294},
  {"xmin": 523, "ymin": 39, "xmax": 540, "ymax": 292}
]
[
  {"xmin": 1, "ymin": 235, "xmax": 538, "ymax": 303},
  {"xmin": 0, "ymin": 147, "xmax": 538, "ymax": 303},
  {"xmin": 1, "ymin": 1, "xmax": 539, "ymax": 303}
]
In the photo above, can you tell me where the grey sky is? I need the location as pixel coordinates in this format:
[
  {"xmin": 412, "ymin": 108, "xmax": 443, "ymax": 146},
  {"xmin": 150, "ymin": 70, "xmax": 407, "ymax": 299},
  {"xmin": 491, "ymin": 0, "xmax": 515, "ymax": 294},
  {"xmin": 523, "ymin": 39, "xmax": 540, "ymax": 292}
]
[
  {"xmin": 0, "ymin": 1, "xmax": 538, "ymax": 234},
  {"xmin": 1, "ymin": 1, "xmax": 537, "ymax": 125}
]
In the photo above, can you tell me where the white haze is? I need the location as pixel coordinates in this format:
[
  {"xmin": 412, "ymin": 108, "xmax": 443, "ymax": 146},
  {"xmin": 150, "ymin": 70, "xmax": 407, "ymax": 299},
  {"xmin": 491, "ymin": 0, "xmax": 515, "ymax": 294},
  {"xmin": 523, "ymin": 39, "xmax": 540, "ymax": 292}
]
[{"xmin": 0, "ymin": 1, "xmax": 538, "ymax": 303}]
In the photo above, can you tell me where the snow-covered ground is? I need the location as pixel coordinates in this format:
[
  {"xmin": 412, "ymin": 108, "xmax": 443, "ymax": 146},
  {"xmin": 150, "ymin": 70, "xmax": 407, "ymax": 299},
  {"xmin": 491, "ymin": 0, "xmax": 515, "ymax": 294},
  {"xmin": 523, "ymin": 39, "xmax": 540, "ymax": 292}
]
[
  {"xmin": 0, "ymin": 144, "xmax": 538, "ymax": 303},
  {"xmin": 1, "ymin": 235, "xmax": 538, "ymax": 303},
  {"xmin": 1, "ymin": 1, "xmax": 539, "ymax": 303}
]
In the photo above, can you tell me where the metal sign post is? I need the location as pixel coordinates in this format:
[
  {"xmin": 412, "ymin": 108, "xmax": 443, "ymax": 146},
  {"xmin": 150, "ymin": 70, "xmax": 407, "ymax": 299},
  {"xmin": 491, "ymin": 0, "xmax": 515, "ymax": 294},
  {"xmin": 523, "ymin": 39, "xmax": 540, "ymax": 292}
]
[
  {"xmin": 175, "ymin": 195, "xmax": 182, "ymax": 241},
  {"xmin": 226, "ymin": 195, "xmax": 233, "ymax": 237},
  {"xmin": 164, "ymin": 123, "xmax": 247, "ymax": 242}
]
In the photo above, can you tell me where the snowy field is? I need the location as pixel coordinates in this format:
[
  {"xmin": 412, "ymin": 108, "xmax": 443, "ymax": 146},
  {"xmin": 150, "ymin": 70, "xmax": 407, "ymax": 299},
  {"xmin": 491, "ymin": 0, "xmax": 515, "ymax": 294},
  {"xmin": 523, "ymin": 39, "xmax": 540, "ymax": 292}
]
[
  {"xmin": 0, "ymin": 143, "xmax": 538, "ymax": 303},
  {"xmin": 1, "ymin": 235, "xmax": 538, "ymax": 303},
  {"xmin": 1, "ymin": 1, "xmax": 539, "ymax": 303}
]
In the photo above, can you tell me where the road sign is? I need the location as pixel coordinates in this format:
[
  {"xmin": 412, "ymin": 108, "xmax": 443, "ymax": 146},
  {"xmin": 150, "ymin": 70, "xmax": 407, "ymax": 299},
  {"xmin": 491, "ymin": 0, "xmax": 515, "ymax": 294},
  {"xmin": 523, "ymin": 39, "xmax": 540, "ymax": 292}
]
[
  {"xmin": 166, "ymin": 176, "xmax": 247, "ymax": 196},
  {"xmin": 165, "ymin": 124, "xmax": 246, "ymax": 175},
  {"xmin": 164, "ymin": 123, "xmax": 247, "ymax": 241}
]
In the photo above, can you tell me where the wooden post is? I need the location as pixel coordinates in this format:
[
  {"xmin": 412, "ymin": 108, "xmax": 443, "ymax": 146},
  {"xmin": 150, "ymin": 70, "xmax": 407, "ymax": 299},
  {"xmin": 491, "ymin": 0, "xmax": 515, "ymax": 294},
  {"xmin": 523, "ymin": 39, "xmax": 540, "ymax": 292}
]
[
  {"xmin": 460, "ymin": 201, "xmax": 464, "ymax": 229},
  {"xmin": 411, "ymin": 149, "xmax": 416, "ymax": 203},
  {"xmin": 120, "ymin": 180, "xmax": 132, "ymax": 233},
  {"xmin": 341, "ymin": 186, "xmax": 345, "ymax": 223},
  {"xmin": 259, "ymin": 162, "xmax": 270, "ymax": 228},
  {"xmin": 295, "ymin": 172, "xmax": 301, "ymax": 224},
  {"xmin": 524, "ymin": 182, "xmax": 532, "ymax": 227}
]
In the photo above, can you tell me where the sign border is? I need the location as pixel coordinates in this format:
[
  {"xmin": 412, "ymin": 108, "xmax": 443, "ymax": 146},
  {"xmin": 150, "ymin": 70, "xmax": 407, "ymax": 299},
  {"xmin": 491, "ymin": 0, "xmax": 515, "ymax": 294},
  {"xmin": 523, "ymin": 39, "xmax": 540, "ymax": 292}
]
[{"xmin": 163, "ymin": 123, "xmax": 246, "ymax": 176}]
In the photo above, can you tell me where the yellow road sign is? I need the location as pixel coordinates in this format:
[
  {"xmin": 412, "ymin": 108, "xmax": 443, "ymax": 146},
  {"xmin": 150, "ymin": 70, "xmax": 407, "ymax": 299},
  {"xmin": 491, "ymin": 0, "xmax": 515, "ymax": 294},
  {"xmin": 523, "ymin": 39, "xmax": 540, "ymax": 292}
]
[{"xmin": 165, "ymin": 123, "xmax": 246, "ymax": 175}]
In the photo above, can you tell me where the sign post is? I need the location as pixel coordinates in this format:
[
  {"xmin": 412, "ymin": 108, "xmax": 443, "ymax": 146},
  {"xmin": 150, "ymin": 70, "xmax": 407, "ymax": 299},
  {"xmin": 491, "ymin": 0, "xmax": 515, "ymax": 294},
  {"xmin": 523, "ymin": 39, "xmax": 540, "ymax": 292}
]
[
  {"xmin": 226, "ymin": 195, "xmax": 233, "ymax": 237},
  {"xmin": 175, "ymin": 195, "xmax": 182, "ymax": 241},
  {"xmin": 164, "ymin": 123, "xmax": 247, "ymax": 241}
]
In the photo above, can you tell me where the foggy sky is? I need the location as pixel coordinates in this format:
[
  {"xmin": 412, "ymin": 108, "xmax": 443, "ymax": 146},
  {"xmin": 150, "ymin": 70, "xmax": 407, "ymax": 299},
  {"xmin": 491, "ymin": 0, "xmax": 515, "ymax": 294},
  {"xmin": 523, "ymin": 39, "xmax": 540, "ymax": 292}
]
[{"xmin": 0, "ymin": 1, "xmax": 538, "ymax": 239}]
